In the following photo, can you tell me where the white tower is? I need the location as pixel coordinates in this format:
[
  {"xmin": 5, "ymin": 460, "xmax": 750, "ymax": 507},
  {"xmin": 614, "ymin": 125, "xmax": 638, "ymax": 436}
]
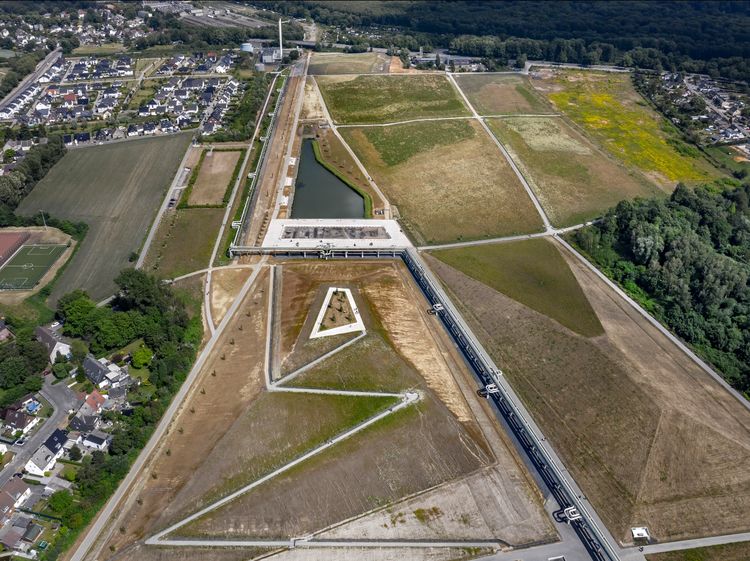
[{"xmin": 278, "ymin": 18, "xmax": 283, "ymax": 61}]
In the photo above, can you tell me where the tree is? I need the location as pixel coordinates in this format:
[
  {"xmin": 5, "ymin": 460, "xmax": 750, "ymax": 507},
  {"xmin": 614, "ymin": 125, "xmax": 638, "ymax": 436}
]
[
  {"xmin": 69, "ymin": 445, "xmax": 82, "ymax": 462},
  {"xmin": 131, "ymin": 345, "xmax": 153, "ymax": 369}
]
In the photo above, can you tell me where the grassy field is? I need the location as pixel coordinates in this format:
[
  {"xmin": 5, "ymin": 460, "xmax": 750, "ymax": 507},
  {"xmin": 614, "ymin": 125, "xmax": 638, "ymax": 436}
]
[
  {"xmin": 17, "ymin": 133, "xmax": 192, "ymax": 302},
  {"xmin": 0, "ymin": 244, "xmax": 67, "ymax": 290},
  {"xmin": 309, "ymin": 52, "xmax": 391, "ymax": 75},
  {"xmin": 127, "ymin": 79, "xmax": 159, "ymax": 110},
  {"xmin": 487, "ymin": 117, "xmax": 660, "ymax": 226},
  {"xmin": 143, "ymin": 207, "xmax": 224, "ymax": 279},
  {"xmin": 426, "ymin": 242, "xmax": 750, "ymax": 542},
  {"xmin": 340, "ymin": 119, "xmax": 543, "ymax": 244},
  {"xmin": 72, "ymin": 43, "xmax": 126, "ymax": 56},
  {"xmin": 532, "ymin": 70, "xmax": 721, "ymax": 189},
  {"xmin": 188, "ymin": 150, "xmax": 241, "ymax": 206},
  {"xmin": 455, "ymin": 74, "xmax": 553, "ymax": 115},
  {"xmin": 704, "ymin": 144, "xmax": 750, "ymax": 177},
  {"xmin": 646, "ymin": 542, "xmax": 750, "ymax": 561},
  {"xmin": 317, "ymin": 74, "xmax": 470, "ymax": 124},
  {"xmin": 431, "ymin": 239, "xmax": 602, "ymax": 337}
]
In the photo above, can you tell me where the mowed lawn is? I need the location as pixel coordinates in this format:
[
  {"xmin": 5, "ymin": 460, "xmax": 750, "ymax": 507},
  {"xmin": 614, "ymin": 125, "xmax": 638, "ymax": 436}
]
[
  {"xmin": 308, "ymin": 52, "xmax": 391, "ymax": 75},
  {"xmin": 317, "ymin": 74, "xmax": 470, "ymax": 124},
  {"xmin": 487, "ymin": 117, "xmax": 660, "ymax": 226},
  {"xmin": 534, "ymin": 71, "xmax": 720, "ymax": 188},
  {"xmin": 18, "ymin": 133, "xmax": 191, "ymax": 302},
  {"xmin": 340, "ymin": 119, "xmax": 543, "ymax": 244},
  {"xmin": 454, "ymin": 74, "xmax": 553, "ymax": 115},
  {"xmin": 143, "ymin": 207, "xmax": 224, "ymax": 279},
  {"xmin": 431, "ymin": 238, "xmax": 602, "ymax": 337}
]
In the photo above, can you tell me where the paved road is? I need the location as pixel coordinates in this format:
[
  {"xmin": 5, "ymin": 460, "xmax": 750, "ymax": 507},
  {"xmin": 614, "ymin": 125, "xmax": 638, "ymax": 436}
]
[
  {"xmin": 0, "ymin": 375, "xmax": 78, "ymax": 488},
  {"xmin": 68, "ymin": 260, "xmax": 267, "ymax": 561},
  {"xmin": 636, "ymin": 532, "xmax": 750, "ymax": 555},
  {"xmin": 0, "ymin": 48, "xmax": 61, "ymax": 111}
]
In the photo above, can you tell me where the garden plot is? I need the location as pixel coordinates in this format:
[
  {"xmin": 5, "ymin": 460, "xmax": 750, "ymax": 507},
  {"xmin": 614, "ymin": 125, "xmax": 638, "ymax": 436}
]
[
  {"xmin": 340, "ymin": 120, "xmax": 543, "ymax": 244},
  {"xmin": 487, "ymin": 116, "xmax": 659, "ymax": 226}
]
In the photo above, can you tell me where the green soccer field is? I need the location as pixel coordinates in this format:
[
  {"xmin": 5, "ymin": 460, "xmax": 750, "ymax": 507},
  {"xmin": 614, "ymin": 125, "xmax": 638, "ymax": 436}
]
[{"xmin": 0, "ymin": 244, "xmax": 66, "ymax": 290}]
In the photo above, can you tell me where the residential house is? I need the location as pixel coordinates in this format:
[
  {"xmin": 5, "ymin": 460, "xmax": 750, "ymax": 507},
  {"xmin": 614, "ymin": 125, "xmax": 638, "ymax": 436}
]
[
  {"xmin": 82, "ymin": 355, "xmax": 131, "ymax": 389},
  {"xmin": 82, "ymin": 430, "xmax": 110, "ymax": 451},
  {"xmin": 34, "ymin": 326, "xmax": 71, "ymax": 363},
  {"xmin": 0, "ymin": 478, "xmax": 31, "ymax": 522},
  {"xmin": 0, "ymin": 319, "xmax": 13, "ymax": 342},
  {"xmin": 24, "ymin": 429, "xmax": 68, "ymax": 477},
  {"xmin": 69, "ymin": 414, "xmax": 99, "ymax": 433},
  {"xmin": 4, "ymin": 410, "xmax": 39, "ymax": 436}
]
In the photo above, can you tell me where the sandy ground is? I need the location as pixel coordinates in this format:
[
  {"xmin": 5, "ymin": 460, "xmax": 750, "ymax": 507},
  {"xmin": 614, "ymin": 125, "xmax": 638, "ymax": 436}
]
[
  {"xmin": 389, "ymin": 56, "xmax": 420, "ymax": 74},
  {"xmin": 0, "ymin": 226, "xmax": 74, "ymax": 305},
  {"xmin": 426, "ymin": 244, "xmax": 750, "ymax": 544},
  {"xmin": 210, "ymin": 267, "xmax": 253, "ymax": 327},
  {"xmin": 264, "ymin": 547, "xmax": 495, "ymax": 561},
  {"xmin": 300, "ymin": 77, "xmax": 325, "ymax": 121},
  {"xmin": 95, "ymin": 270, "xmax": 269, "ymax": 559},
  {"xmin": 189, "ymin": 150, "xmax": 242, "ymax": 206}
]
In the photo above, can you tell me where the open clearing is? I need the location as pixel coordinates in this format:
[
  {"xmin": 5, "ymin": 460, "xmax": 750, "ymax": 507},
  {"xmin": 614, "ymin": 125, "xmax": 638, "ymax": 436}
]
[
  {"xmin": 341, "ymin": 120, "xmax": 543, "ymax": 244},
  {"xmin": 143, "ymin": 207, "xmax": 224, "ymax": 279},
  {"xmin": 646, "ymin": 542, "xmax": 750, "ymax": 561},
  {"xmin": 316, "ymin": 74, "xmax": 470, "ymax": 124},
  {"xmin": 431, "ymin": 239, "xmax": 602, "ymax": 337},
  {"xmin": 454, "ymin": 74, "xmax": 553, "ymax": 115},
  {"xmin": 301, "ymin": 77, "xmax": 325, "ymax": 120},
  {"xmin": 487, "ymin": 116, "xmax": 660, "ymax": 226},
  {"xmin": 18, "ymin": 133, "xmax": 191, "ymax": 302},
  {"xmin": 531, "ymin": 70, "xmax": 720, "ymax": 189},
  {"xmin": 103, "ymin": 260, "xmax": 552, "ymax": 559},
  {"xmin": 188, "ymin": 150, "xmax": 241, "ymax": 206},
  {"xmin": 171, "ymin": 260, "xmax": 551, "ymax": 547},
  {"xmin": 309, "ymin": 52, "xmax": 390, "ymax": 75},
  {"xmin": 426, "ymin": 239, "xmax": 750, "ymax": 543}
]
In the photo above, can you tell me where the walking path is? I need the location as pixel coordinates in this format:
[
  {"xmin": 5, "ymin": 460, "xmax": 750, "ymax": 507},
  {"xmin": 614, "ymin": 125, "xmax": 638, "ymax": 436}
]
[{"xmin": 147, "ymin": 264, "xmax": 420, "ymax": 546}]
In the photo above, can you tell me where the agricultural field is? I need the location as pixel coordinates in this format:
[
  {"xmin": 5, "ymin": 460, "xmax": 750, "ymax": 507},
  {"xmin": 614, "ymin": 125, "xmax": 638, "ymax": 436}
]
[
  {"xmin": 646, "ymin": 542, "xmax": 750, "ymax": 561},
  {"xmin": 340, "ymin": 119, "xmax": 543, "ymax": 244},
  {"xmin": 454, "ymin": 74, "xmax": 553, "ymax": 115},
  {"xmin": 101, "ymin": 261, "xmax": 553, "ymax": 560},
  {"xmin": 187, "ymin": 150, "xmax": 242, "ymax": 206},
  {"xmin": 308, "ymin": 51, "xmax": 391, "ymax": 75},
  {"xmin": 532, "ymin": 70, "xmax": 721, "ymax": 189},
  {"xmin": 426, "ymin": 239, "xmax": 750, "ymax": 543},
  {"xmin": 17, "ymin": 133, "xmax": 192, "ymax": 302},
  {"xmin": 487, "ymin": 116, "xmax": 660, "ymax": 226},
  {"xmin": 316, "ymin": 74, "xmax": 469, "ymax": 124},
  {"xmin": 143, "ymin": 207, "xmax": 224, "ymax": 279}
]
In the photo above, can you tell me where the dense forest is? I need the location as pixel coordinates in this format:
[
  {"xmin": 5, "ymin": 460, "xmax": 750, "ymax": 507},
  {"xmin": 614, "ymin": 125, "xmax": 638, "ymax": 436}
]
[
  {"xmin": 573, "ymin": 184, "xmax": 750, "ymax": 394},
  {"xmin": 262, "ymin": 1, "xmax": 750, "ymax": 81}
]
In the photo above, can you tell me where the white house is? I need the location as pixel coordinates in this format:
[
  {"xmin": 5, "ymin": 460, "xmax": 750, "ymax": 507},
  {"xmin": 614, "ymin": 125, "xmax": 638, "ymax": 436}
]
[
  {"xmin": 34, "ymin": 326, "xmax": 72, "ymax": 363},
  {"xmin": 24, "ymin": 429, "xmax": 67, "ymax": 477}
]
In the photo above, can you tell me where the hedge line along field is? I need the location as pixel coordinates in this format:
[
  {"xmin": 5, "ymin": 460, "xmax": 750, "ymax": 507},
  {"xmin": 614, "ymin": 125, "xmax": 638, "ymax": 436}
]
[
  {"xmin": 340, "ymin": 119, "xmax": 543, "ymax": 244},
  {"xmin": 18, "ymin": 133, "xmax": 191, "ymax": 302},
  {"xmin": 308, "ymin": 51, "xmax": 391, "ymax": 75},
  {"xmin": 426, "ymin": 239, "xmax": 750, "ymax": 543},
  {"xmin": 454, "ymin": 74, "xmax": 553, "ymax": 115},
  {"xmin": 487, "ymin": 116, "xmax": 660, "ymax": 226},
  {"xmin": 316, "ymin": 74, "xmax": 470, "ymax": 124},
  {"xmin": 532, "ymin": 70, "xmax": 721, "ymax": 189}
]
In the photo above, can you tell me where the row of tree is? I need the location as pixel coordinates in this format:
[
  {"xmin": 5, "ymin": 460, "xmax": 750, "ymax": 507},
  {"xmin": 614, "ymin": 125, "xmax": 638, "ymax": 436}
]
[{"xmin": 574, "ymin": 183, "xmax": 750, "ymax": 393}]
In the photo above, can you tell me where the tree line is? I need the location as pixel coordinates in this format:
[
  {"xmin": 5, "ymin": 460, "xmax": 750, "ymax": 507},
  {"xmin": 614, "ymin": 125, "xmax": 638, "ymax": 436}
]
[
  {"xmin": 574, "ymin": 183, "xmax": 750, "ymax": 394},
  {"xmin": 261, "ymin": 1, "xmax": 750, "ymax": 82}
]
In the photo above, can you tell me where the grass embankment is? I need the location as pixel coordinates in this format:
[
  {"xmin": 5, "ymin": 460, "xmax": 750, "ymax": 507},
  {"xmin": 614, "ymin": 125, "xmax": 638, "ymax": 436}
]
[
  {"xmin": 432, "ymin": 238, "xmax": 603, "ymax": 337},
  {"xmin": 341, "ymin": 119, "xmax": 543, "ymax": 244},
  {"xmin": 646, "ymin": 542, "xmax": 750, "ymax": 561},
  {"xmin": 311, "ymin": 139, "xmax": 372, "ymax": 217},
  {"xmin": 317, "ymin": 74, "xmax": 470, "ymax": 124},
  {"xmin": 541, "ymin": 71, "xmax": 721, "ymax": 188},
  {"xmin": 487, "ymin": 116, "xmax": 659, "ymax": 226},
  {"xmin": 454, "ymin": 74, "xmax": 552, "ymax": 115}
]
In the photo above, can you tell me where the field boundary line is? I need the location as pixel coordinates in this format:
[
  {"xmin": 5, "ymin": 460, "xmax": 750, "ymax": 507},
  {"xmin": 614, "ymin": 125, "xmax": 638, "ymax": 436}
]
[
  {"xmin": 554, "ymin": 235, "xmax": 750, "ymax": 413},
  {"xmin": 146, "ymin": 264, "xmax": 421, "ymax": 547},
  {"xmin": 274, "ymin": 331, "xmax": 366, "ymax": 386},
  {"xmin": 446, "ymin": 72, "xmax": 553, "ymax": 232},
  {"xmin": 67, "ymin": 258, "xmax": 268, "ymax": 561}
]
